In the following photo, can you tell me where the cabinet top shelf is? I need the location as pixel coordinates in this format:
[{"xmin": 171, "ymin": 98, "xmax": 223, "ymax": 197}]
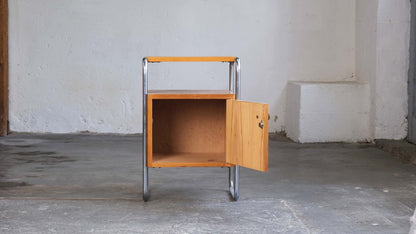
[
  {"xmin": 148, "ymin": 90, "xmax": 232, "ymax": 94},
  {"xmin": 147, "ymin": 57, "xmax": 236, "ymax": 63},
  {"xmin": 147, "ymin": 90, "xmax": 235, "ymax": 99}
]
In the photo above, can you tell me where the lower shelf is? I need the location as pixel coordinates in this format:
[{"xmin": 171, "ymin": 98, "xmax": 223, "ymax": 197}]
[{"xmin": 150, "ymin": 152, "xmax": 232, "ymax": 168}]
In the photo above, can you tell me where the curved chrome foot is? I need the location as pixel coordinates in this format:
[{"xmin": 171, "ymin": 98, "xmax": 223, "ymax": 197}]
[
  {"xmin": 233, "ymin": 193, "xmax": 239, "ymax": 201},
  {"xmin": 229, "ymin": 167, "xmax": 235, "ymax": 197},
  {"xmin": 143, "ymin": 191, "xmax": 150, "ymax": 202},
  {"xmin": 143, "ymin": 165, "xmax": 149, "ymax": 202},
  {"xmin": 229, "ymin": 183, "xmax": 235, "ymax": 198}
]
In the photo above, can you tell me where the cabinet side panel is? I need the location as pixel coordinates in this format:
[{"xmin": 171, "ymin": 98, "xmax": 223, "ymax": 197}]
[{"xmin": 226, "ymin": 100, "xmax": 268, "ymax": 172}]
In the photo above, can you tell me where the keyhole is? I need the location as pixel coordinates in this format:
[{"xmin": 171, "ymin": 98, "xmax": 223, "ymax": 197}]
[{"xmin": 259, "ymin": 120, "xmax": 264, "ymax": 129}]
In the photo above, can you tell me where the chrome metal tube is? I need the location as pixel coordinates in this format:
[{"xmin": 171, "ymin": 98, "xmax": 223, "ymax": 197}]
[
  {"xmin": 228, "ymin": 62, "xmax": 233, "ymax": 92},
  {"xmin": 142, "ymin": 57, "xmax": 150, "ymax": 201},
  {"xmin": 229, "ymin": 166, "xmax": 235, "ymax": 197},
  {"xmin": 235, "ymin": 57, "xmax": 241, "ymax": 100},
  {"xmin": 234, "ymin": 57, "xmax": 241, "ymax": 201},
  {"xmin": 234, "ymin": 165, "xmax": 240, "ymax": 201}
]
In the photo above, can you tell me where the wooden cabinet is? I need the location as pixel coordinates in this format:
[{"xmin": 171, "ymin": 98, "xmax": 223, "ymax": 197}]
[
  {"xmin": 142, "ymin": 57, "xmax": 268, "ymax": 201},
  {"xmin": 147, "ymin": 90, "xmax": 268, "ymax": 171}
]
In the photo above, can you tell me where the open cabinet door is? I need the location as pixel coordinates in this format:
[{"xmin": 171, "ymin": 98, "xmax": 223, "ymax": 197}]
[{"xmin": 226, "ymin": 100, "xmax": 268, "ymax": 172}]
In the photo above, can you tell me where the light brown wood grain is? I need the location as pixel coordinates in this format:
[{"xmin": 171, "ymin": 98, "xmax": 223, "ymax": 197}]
[
  {"xmin": 152, "ymin": 152, "xmax": 232, "ymax": 167},
  {"xmin": 147, "ymin": 92, "xmax": 269, "ymax": 170},
  {"xmin": 148, "ymin": 90, "xmax": 233, "ymax": 95},
  {"xmin": 147, "ymin": 93, "xmax": 236, "ymax": 167},
  {"xmin": 148, "ymin": 91, "xmax": 234, "ymax": 100},
  {"xmin": 0, "ymin": 0, "xmax": 8, "ymax": 135},
  {"xmin": 226, "ymin": 100, "xmax": 268, "ymax": 172},
  {"xmin": 153, "ymin": 99, "xmax": 226, "ymax": 153},
  {"xmin": 147, "ymin": 57, "xmax": 236, "ymax": 63}
]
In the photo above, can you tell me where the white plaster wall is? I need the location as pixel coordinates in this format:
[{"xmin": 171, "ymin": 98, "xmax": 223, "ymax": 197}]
[
  {"xmin": 285, "ymin": 83, "xmax": 301, "ymax": 140},
  {"xmin": 356, "ymin": 0, "xmax": 410, "ymax": 140},
  {"xmin": 375, "ymin": 0, "xmax": 410, "ymax": 139},
  {"xmin": 9, "ymin": 0, "xmax": 356, "ymax": 133},
  {"xmin": 356, "ymin": 0, "xmax": 378, "ymax": 140}
]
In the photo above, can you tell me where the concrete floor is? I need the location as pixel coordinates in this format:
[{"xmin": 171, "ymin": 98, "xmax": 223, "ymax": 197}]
[{"xmin": 0, "ymin": 134, "xmax": 415, "ymax": 233}]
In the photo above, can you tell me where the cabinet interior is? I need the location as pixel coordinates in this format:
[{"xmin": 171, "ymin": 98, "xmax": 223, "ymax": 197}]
[{"xmin": 152, "ymin": 99, "xmax": 227, "ymax": 166}]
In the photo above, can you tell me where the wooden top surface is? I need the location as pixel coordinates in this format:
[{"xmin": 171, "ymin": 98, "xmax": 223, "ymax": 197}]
[
  {"xmin": 148, "ymin": 90, "xmax": 235, "ymax": 99},
  {"xmin": 147, "ymin": 57, "xmax": 236, "ymax": 62},
  {"xmin": 148, "ymin": 90, "xmax": 232, "ymax": 94}
]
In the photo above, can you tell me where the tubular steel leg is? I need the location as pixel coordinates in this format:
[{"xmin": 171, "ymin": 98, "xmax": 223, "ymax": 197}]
[
  {"xmin": 142, "ymin": 58, "xmax": 150, "ymax": 202},
  {"xmin": 228, "ymin": 62, "xmax": 234, "ymax": 92},
  {"xmin": 234, "ymin": 165, "xmax": 240, "ymax": 201},
  {"xmin": 229, "ymin": 167, "xmax": 235, "ymax": 197},
  {"xmin": 235, "ymin": 58, "xmax": 241, "ymax": 100},
  {"xmin": 228, "ymin": 57, "xmax": 241, "ymax": 201},
  {"xmin": 234, "ymin": 57, "xmax": 241, "ymax": 201}
]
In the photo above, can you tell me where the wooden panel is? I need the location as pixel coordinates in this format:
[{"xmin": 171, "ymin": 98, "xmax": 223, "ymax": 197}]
[
  {"xmin": 0, "ymin": 0, "xmax": 8, "ymax": 135},
  {"xmin": 147, "ymin": 93, "xmax": 235, "ymax": 167},
  {"xmin": 153, "ymin": 99, "xmax": 226, "ymax": 153},
  {"xmin": 148, "ymin": 98, "xmax": 237, "ymax": 167},
  {"xmin": 147, "ymin": 57, "xmax": 235, "ymax": 63},
  {"xmin": 148, "ymin": 91, "xmax": 234, "ymax": 100},
  {"xmin": 226, "ymin": 100, "xmax": 268, "ymax": 172},
  {"xmin": 152, "ymin": 152, "xmax": 232, "ymax": 168},
  {"xmin": 148, "ymin": 89, "xmax": 233, "ymax": 95}
]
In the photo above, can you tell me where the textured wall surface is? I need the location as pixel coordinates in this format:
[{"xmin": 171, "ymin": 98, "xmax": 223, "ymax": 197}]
[
  {"xmin": 374, "ymin": 0, "xmax": 410, "ymax": 139},
  {"xmin": 9, "ymin": 0, "xmax": 356, "ymax": 133},
  {"xmin": 356, "ymin": 0, "xmax": 410, "ymax": 140}
]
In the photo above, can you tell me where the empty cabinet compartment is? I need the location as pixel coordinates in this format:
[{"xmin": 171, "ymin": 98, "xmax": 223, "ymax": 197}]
[{"xmin": 149, "ymin": 98, "xmax": 234, "ymax": 168}]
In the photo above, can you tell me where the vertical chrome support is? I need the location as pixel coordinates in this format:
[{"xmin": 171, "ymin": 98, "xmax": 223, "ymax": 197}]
[
  {"xmin": 234, "ymin": 57, "xmax": 240, "ymax": 201},
  {"xmin": 235, "ymin": 57, "xmax": 241, "ymax": 100},
  {"xmin": 228, "ymin": 61, "xmax": 235, "ymax": 200},
  {"xmin": 142, "ymin": 57, "xmax": 150, "ymax": 201},
  {"xmin": 229, "ymin": 166, "xmax": 235, "ymax": 197},
  {"xmin": 234, "ymin": 165, "xmax": 240, "ymax": 201},
  {"xmin": 228, "ymin": 62, "xmax": 234, "ymax": 92},
  {"xmin": 228, "ymin": 57, "xmax": 240, "ymax": 201}
]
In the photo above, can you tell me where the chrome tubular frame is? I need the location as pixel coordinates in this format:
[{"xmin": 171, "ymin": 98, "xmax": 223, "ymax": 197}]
[
  {"xmin": 228, "ymin": 62, "xmax": 234, "ymax": 92},
  {"xmin": 228, "ymin": 57, "xmax": 240, "ymax": 201},
  {"xmin": 234, "ymin": 57, "xmax": 241, "ymax": 201},
  {"xmin": 142, "ymin": 58, "xmax": 150, "ymax": 201}
]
